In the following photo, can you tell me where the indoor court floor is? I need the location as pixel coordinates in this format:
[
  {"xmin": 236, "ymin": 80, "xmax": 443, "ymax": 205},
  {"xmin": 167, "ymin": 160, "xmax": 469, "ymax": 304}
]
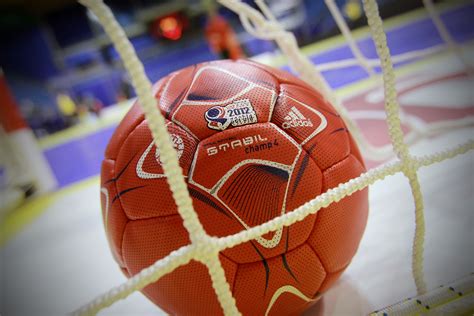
[{"xmin": 1, "ymin": 3, "xmax": 473, "ymax": 315}]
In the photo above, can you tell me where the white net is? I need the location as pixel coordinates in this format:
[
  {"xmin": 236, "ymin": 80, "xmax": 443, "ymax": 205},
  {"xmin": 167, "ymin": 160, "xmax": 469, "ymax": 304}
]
[{"xmin": 74, "ymin": 0, "xmax": 474, "ymax": 315}]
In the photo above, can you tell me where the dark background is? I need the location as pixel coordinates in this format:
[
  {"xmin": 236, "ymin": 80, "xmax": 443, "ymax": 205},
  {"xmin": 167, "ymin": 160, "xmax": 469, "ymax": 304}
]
[{"xmin": 0, "ymin": 0, "xmax": 440, "ymax": 135}]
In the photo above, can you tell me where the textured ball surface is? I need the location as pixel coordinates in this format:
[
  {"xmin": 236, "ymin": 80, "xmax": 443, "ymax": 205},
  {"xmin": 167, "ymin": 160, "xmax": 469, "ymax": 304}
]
[{"xmin": 100, "ymin": 60, "xmax": 368, "ymax": 315}]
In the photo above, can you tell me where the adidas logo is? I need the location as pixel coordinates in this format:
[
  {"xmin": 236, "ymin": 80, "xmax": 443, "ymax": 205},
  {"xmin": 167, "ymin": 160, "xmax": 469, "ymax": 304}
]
[{"xmin": 282, "ymin": 107, "xmax": 313, "ymax": 129}]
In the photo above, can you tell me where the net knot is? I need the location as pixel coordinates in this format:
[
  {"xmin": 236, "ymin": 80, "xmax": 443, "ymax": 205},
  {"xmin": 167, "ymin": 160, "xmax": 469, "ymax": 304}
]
[{"xmin": 193, "ymin": 235, "xmax": 221, "ymax": 263}]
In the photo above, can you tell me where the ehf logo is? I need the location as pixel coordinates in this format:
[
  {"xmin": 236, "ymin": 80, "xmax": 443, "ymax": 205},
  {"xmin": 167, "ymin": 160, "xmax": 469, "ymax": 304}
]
[
  {"xmin": 155, "ymin": 134, "xmax": 184, "ymax": 164},
  {"xmin": 205, "ymin": 99, "xmax": 257, "ymax": 131},
  {"xmin": 136, "ymin": 133, "xmax": 185, "ymax": 180}
]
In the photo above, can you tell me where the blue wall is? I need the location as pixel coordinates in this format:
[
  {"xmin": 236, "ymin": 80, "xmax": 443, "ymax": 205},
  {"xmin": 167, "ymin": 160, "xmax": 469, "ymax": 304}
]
[{"xmin": 0, "ymin": 26, "xmax": 59, "ymax": 80}]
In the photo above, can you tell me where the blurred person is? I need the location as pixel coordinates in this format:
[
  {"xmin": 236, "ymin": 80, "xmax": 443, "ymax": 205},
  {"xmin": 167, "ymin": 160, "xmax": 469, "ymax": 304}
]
[
  {"xmin": 344, "ymin": 0, "xmax": 363, "ymax": 21},
  {"xmin": 20, "ymin": 99, "xmax": 50, "ymax": 137},
  {"xmin": 41, "ymin": 106, "xmax": 66, "ymax": 134},
  {"xmin": 56, "ymin": 90, "xmax": 78, "ymax": 127},
  {"xmin": 89, "ymin": 96, "xmax": 103, "ymax": 117},
  {"xmin": 205, "ymin": 8, "xmax": 245, "ymax": 60},
  {"xmin": 116, "ymin": 74, "xmax": 134, "ymax": 103},
  {"xmin": 76, "ymin": 94, "xmax": 92, "ymax": 122},
  {"xmin": 77, "ymin": 93, "xmax": 103, "ymax": 122}
]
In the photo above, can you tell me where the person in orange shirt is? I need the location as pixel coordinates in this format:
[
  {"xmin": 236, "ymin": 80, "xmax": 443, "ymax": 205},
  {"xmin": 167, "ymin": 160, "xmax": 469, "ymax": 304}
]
[{"xmin": 205, "ymin": 9, "xmax": 245, "ymax": 60}]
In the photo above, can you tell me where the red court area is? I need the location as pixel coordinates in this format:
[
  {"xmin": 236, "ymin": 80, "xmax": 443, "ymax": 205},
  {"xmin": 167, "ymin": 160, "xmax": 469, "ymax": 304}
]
[{"xmin": 342, "ymin": 64, "xmax": 473, "ymax": 168}]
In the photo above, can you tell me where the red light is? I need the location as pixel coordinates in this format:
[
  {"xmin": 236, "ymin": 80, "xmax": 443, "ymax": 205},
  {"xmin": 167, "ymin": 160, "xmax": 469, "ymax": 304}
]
[{"xmin": 159, "ymin": 16, "xmax": 182, "ymax": 40}]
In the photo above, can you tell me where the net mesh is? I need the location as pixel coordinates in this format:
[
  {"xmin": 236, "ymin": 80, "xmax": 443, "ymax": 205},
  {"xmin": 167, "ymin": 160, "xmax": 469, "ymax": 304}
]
[{"xmin": 74, "ymin": 0, "xmax": 474, "ymax": 315}]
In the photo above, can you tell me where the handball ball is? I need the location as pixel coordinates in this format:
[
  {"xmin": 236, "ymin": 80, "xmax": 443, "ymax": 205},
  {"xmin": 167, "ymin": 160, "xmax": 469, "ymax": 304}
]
[{"xmin": 100, "ymin": 60, "xmax": 368, "ymax": 315}]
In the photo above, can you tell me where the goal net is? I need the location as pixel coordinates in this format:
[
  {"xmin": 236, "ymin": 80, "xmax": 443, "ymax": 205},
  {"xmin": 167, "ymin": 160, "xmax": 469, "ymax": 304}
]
[{"xmin": 74, "ymin": 0, "xmax": 474, "ymax": 315}]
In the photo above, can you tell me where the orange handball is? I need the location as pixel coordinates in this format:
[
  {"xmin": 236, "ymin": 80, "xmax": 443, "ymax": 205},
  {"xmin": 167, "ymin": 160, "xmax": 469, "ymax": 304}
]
[{"xmin": 100, "ymin": 60, "xmax": 368, "ymax": 315}]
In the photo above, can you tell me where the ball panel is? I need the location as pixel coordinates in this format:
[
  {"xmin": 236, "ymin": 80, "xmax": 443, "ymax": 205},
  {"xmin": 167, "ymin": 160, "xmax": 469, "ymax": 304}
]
[
  {"xmin": 286, "ymin": 150, "xmax": 323, "ymax": 212},
  {"xmin": 191, "ymin": 123, "xmax": 299, "ymax": 190},
  {"xmin": 122, "ymin": 216, "xmax": 190, "ymax": 273},
  {"xmin": 233, "ymin": 243, "xmax": 326, "ymax": 316},
  {"xmin": 272, "ymin": 84, "xmax": 350, "ymax": 170},
  {"xmin": 267, "ymin": 293, "xmax": 317, "ymax": 316},
  {"xmin": 308, "ymin": 154, "xmax": 368, "ymax": 272},
  {"xmin": 237, "ymin": 59, "xmax": 316, "ymax": 92},
  {"xmin": 279, "ymin": 83, "xmax": 334, "ymax": 115},
  {"xmin": 142, "ymin": 259, "xmax": 233, "ymax": 316},
  {"xmin": 317, "ymin": 267, "xmax": 346, "ymax": 294},
  {"xmin": 152, "ymin": 75, "xmax": 169, "ymax": 94},
  {"xmin": 122, "ymin": 216, "xmax": 237, "ymax": 315},
  {"xmin": 218, "ymin": 163, "xmax": 289, "ymax": 228},
  {"xmin": 284, "ymin": 150, "xmax": 322, "ymax": 259},
  {"xmin": 158, "ymin": 65, "xmax": 196, "ymax": 119},
  {"xmin": 220, "ymin": 240, "xmax": 268, "ymax": 265},
  {"xmin": 171, "ymin": 63, "xmax": 278, "ymax": 140},
  {"xmin": 348, "ymin": 131, "xmax": 365, "ymax": 167},
  {"xmin": 188, "ymin": 185, "xmax": 255, "ymax": 258},
  {"xmin": 187, "ymin": 64, "xmax": 256, "ymax": 102},
  {"xmin": 101, "ymin": 158, "xmax": 129, "ymax": 267},
  {"xmin": 114, "ymin": 120, "xmax": 197, "ymax": 219},
  {"xmin": 208, "ymin": 60, "xmax": 280, "ymax": 90},
  {"xmin": 271, "ymin": 84, "xmax": 328, "ymax": 145}
]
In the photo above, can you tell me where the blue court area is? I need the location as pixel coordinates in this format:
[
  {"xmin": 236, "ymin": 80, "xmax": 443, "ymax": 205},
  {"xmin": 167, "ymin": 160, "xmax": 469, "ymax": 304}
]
[{"xmin": 42, "ymin": 3, "xmax": 474, "ymax": 188}]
